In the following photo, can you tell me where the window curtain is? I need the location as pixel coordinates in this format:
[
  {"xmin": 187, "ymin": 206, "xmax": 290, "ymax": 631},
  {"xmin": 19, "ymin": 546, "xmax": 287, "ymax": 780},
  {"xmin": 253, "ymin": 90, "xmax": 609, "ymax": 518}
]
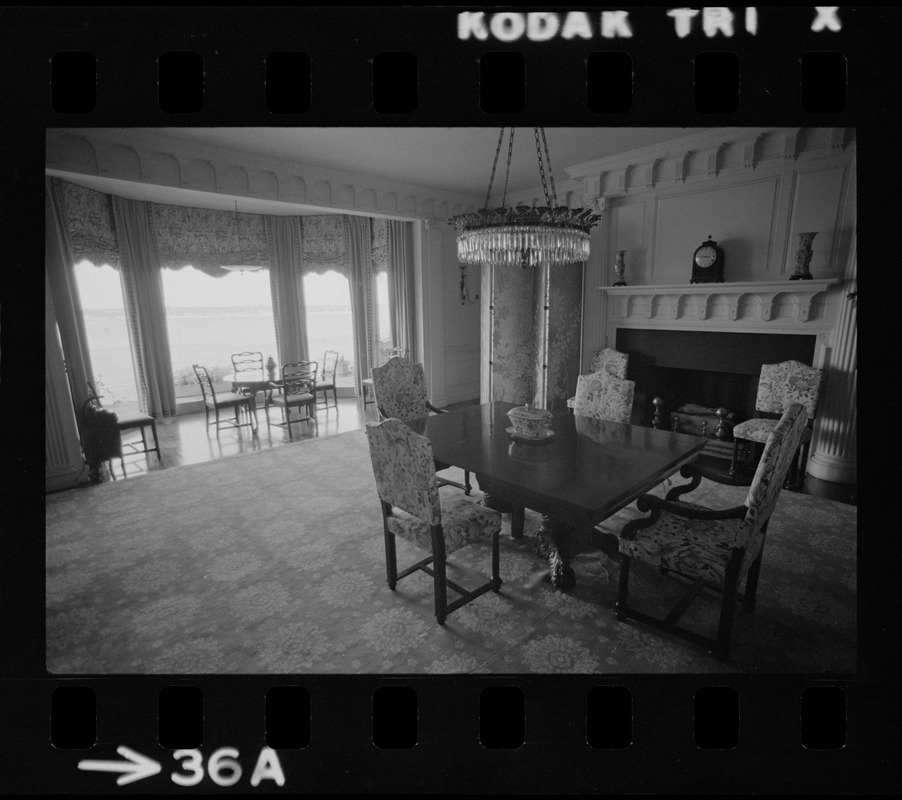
[
  {"xmin": 346, "ymin": 215, "xmax": 377, "ymax": 395},
  {"xmin": 47, "ymin": 177, "xmax": 96, "ymax": 425},
  {"xmin": 386, "ymin": 219, "xmax": 417, "ymax": 363},
  {"xmin": 109, "ymin": 196, "xmax": 178, "ymax": 418},
  {"xmin": 265, "ymin": 216, "xmax": 309, "ymax": 365}
]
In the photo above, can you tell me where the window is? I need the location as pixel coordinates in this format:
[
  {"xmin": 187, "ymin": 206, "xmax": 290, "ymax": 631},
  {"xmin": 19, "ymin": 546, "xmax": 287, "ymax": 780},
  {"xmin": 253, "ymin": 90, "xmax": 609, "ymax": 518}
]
[
  {"xmin": 303, "ymin": 271, "xmax": 356, "ymax": 387},
  {"xmin": 161, "ymin": 266, "xmax": 278, "ymax": 396},
  {"xmin": 374, "ymin": 271, "xmax": 393, "ymax": 364},
  {"xmin": 73, "ymin": 260, "xmax": 140, "ymax": 410}
]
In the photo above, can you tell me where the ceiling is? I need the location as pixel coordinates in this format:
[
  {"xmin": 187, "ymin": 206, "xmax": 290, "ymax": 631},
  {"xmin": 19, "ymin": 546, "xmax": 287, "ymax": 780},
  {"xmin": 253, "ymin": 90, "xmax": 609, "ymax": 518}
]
[{"xmin": 53, "ymin": 126, "xmax": 712, "ymax": 213}]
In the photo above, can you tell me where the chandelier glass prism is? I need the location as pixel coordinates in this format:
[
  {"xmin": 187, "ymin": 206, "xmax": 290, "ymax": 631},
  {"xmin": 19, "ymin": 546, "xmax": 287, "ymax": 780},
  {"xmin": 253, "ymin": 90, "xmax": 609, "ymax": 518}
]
[{"xmin": 449, "ymin": 127, "xmax": 602, "ymax": 270}]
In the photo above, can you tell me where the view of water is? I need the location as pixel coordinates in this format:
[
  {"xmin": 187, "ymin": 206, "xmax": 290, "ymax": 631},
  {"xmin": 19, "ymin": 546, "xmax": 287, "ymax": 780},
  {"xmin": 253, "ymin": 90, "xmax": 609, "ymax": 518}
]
[{"xmin": 85, "ymin": 306, "xmax": 368, "ymax": 405}]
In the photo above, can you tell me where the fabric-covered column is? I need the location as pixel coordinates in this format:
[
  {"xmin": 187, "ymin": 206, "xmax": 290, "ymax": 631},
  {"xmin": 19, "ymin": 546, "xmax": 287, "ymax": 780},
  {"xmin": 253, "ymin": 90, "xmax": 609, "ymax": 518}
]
[
  {"xmin": 347, "ymin": 215, "xmax": 376, "ymax": 396},
  {"xmin": 265, "ymin": 216, "xmax": 309, "ymax": 365},
  {"xmin": 109, "ymin": 196, "xmax": 177, "ymax": 419},
  {"xmin": 47, "ymin": 177, "xmax": 96, "ymax": 419},
  {"xmin": 386, "ymin": 219, "xmax": 418, "ymax": 363}
]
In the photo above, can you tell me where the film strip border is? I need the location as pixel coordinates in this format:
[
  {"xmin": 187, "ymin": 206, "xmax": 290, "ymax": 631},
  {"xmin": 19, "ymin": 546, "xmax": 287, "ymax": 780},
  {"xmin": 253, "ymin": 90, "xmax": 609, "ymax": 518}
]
[
  {"xmin": 2, "ymin": 676, "xmax": 892, "ymax": 793},
  {"xmin": 1, "ymin": 4, "xmax": 898, "ymax": 795},
  {"xmin": 2, "ymin": 6, "xmax": 872, "ymax": 126}
]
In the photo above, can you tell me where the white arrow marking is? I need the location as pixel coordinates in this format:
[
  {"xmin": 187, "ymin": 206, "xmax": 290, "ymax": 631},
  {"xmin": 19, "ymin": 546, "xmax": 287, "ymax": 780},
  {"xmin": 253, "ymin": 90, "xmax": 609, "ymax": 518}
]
[{"xmin": 78, "ymin": 745, "xmax": 162, "ymax": 786}]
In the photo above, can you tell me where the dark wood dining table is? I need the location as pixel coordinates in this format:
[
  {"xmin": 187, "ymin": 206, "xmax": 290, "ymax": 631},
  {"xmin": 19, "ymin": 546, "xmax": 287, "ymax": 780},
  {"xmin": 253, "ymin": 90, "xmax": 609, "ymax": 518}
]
[{"xmin": 410, "ymin": 401, "xmax": 708, "ymax": 590}]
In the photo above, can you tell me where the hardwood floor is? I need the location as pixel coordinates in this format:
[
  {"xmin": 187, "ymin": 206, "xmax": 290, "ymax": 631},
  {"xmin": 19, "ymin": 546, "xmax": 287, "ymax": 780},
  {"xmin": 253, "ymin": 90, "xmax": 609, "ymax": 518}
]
[
  {"xmin": 103, "ymin": 398, "xmax": 857, "ymax": 506},
  {"xmin": 105, "ymin": 396, "xmax": 380, "ymax": 481}
]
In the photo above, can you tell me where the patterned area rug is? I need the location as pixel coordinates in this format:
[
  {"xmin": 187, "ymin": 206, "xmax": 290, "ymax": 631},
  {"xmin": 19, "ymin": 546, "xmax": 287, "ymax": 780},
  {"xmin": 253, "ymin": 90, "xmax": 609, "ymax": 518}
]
[{"xmin": 46, "ymin": 429, "xmax": 856, "ymax": 674}]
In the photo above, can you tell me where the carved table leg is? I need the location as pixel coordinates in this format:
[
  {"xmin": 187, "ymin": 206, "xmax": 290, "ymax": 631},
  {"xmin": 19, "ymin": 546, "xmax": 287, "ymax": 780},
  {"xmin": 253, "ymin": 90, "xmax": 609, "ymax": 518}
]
[
  {"xmin": 534, "ymin": 516, "xmax": 578, "ymax": 591},
  {"xmin": 479, "ymin": 478, "xmax": 524, "ymax": 539}
]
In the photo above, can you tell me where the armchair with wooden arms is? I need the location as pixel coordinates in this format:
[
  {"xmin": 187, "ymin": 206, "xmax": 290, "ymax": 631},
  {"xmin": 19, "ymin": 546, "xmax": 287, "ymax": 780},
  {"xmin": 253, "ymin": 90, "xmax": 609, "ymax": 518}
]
[
  {"xmin": 365, "ymin": 418, "xmax": 502, "ymax": 625},
  {"xmin": 613, "ymin": 402, "xmax": 809, "ymax": 662},
  {"xmin": 370, "ymin": 355, "xmax": 472, "ymax": 495}
]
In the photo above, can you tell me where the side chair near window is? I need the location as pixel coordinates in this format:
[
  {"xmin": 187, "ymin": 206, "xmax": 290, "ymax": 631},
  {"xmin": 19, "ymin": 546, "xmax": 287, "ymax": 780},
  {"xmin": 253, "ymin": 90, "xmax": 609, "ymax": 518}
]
[
  {"xmin": 85, "ymin": 379, "xmax": 161, "ymax": 477},
  {"xmin": 572, "ymin": 372, "xmax": 636, "ymax": 424},
  {"xmin": 193, "ymin": 364, "xmax": 258, "ymax": 435},
  {"xmin": 365, "ymin": 418, "xmax": 502, "ymax": 625},
  {"xmin": 363, "ymin": 346, "xmax": 408, "ymax": 409},
  {"xmin": 230, "ymin": 351, "xmax": 271, "ymax": 412},
  {"xmin": 370, "ymin": 355, "xmax": 472, "ymax": 495},
  {"xmin": 729, "ymin": 359, "xmax": 824, "ymax": 487},
  {"xmin": 269, "ymin": 360, "xmax": 318, "ymax": 441},
  {"xmin": 316, "ymin": 349, "xmax": 339, "ymax": 411},
  {"xmin": 613, "ymin": 402, "xmax": 809, "ymax": 662},
  {"xmin": 567, "ymin": 347, "xmax": 630, "ymax": 411}
]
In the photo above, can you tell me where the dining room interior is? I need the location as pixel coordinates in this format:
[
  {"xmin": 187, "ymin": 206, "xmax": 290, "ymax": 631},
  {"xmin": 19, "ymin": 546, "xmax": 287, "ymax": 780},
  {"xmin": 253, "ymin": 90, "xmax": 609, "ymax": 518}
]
[{"xmin": 44, "ymin": 125, "xmax": 858, "ymax": 675}]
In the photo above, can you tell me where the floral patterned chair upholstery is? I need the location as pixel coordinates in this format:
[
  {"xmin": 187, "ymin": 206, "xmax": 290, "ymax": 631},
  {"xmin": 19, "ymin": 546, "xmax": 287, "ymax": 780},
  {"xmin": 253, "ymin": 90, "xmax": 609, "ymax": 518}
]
[
  {"xmin": 365, "ymin": 418, "xmax": 502, "ymax": 624},
  {"xmin": 370, "ymin": 356, "xmax": 471, "ymax": 495},
  {"xmin": 572, "ymin": 372, "xmax": 636, "ymax": 424},
  {"xmin": 729, "ymin": 360, "xmax": 823, "ymax": 486},
  {"xmin": 614, "ymin": 403, "xmax": 809, "ymax": 662},
  {"xmin": 567, "ymin": 347, "xmax": 629, "ymax": 410}
]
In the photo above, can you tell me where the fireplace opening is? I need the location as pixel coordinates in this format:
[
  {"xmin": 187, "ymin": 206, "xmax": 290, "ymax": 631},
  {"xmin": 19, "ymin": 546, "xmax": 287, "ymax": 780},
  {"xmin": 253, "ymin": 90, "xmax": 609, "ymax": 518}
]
[{"xmin": 615, "ymin": 329, "xmax": 817, "ymax": 454}]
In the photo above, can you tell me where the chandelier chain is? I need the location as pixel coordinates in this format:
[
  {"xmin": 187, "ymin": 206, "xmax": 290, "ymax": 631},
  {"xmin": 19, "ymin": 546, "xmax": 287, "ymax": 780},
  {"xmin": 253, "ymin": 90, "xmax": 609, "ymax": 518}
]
[
  {"xmin": 501, "ymin": 127, "xmax": 515, "ymax": 208},
  {"xmin": 483, "ymin": 127, "xmax": 506, "ymax": 210},
  {"xmin": 539, "ymin": 127, "xmax": 558, "ymax": 208}
]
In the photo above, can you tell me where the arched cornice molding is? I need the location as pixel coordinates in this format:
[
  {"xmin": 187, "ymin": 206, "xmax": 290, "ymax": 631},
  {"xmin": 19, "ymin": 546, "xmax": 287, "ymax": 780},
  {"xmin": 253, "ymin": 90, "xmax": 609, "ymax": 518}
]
[{"xmin": 46, "ymin": 130, "xmax": 481, "ymax": 220}]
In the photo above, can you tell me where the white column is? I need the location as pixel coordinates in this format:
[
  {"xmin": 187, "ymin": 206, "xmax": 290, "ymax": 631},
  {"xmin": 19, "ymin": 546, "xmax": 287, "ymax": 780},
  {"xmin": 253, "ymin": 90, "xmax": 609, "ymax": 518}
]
[{"xmin": 808, "ymin": 252, "xmax": 857, "ymax": 484}]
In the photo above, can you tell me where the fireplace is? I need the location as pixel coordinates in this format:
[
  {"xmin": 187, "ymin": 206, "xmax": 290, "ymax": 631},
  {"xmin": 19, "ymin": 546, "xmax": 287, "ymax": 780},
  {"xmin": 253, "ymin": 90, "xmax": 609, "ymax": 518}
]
[{"xmin": 616, "ymin": 329, "xmax": 816, "ymax": 454}]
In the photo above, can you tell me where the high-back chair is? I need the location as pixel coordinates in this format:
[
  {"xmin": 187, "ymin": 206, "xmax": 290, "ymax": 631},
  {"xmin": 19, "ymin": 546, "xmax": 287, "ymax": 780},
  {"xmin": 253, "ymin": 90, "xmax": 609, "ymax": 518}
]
[
  {"xmin": 365, "ymin": 418, "xmax": 502, "ymax": 625},
  {"xmin": 567, "ymin": 347, "xmax": 630, "ymax": 411},
  {"xmin": 729, "ymin": 360, "xmax": 823, "ymax": 486},
  {"xmin": 614, "ymin": 402, "xmax": 809, "ymax": 662},
  {"xmin": 269, "ymin": 361, "xmax": 318, "ymax": 441},
  {"xmin": 193, "ymin": 364, "xmax": 257, "ymax": 435},
  {"xmin": 316, "ymin": 349, "xmax": 339, "ymax": 410},
  {"xmin": 572, "ymin": 372, "xmax": 636, "ymax": 424},
  {"xmin": 86, "ymin": 379, "xmax": 161, "ymax": 477},
  {"xmin": 363, "ymin": 346, "xmax": 408, "ymax": 408},
  {"xmin": 370, "ymin": 355, "xmax": 471, "ymax": 495}
]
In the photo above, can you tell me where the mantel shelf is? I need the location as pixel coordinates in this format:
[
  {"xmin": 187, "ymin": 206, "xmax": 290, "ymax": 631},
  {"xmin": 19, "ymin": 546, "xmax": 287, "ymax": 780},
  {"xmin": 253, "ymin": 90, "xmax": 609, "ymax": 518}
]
[
  {"xmin": 601, "ymin": 279, "xmax": 840, "ymax": 296},
  {"xmin": 600, "ymin": 278, "xmax": 842, "ymax": 326}
]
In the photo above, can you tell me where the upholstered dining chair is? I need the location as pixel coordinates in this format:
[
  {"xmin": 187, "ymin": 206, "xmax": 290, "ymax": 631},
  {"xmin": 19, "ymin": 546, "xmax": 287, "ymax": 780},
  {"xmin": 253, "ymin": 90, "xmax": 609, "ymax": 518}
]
[
  {"xmin": 729, "ymin": 360, "xmax": 823, "ymax": 487},
  {"xmin": 567, "ymin": 347, "xmax": 630, "ymax": 411},
  {"xmin": 370, "ymin": 355, "xmax": 471, "ymax": 495},
  {"xmin": 572, "ymin": 372, "xmax": 636, "ymax": 424},
  {"xmin": 365, "ymin": 417, "xmax": 502, "ymax": 625},
  {"xmin": 316, "ymin": 349, "xmax": 339, "ymax": 410},
  {"xmin": 613, "ymin": 402, "xmax": 809, "ymax": 662},
  {"xmin": 86, "ymin": 379, "xmax": 161, "ymax": 476},
  {"xmin": 363, "ymin": 346, "xmax": 408, "ymax": 409},
  {"xmin": 269, "ymin": 360, "xmax": 318, "ymax": 441},
  {"xmin": 230, "ymin": 350, "xmax": 271, "ymax": 417},
  {"xmin": 193, "ymin": 364, "xmax": 257, "ymax": 434}
]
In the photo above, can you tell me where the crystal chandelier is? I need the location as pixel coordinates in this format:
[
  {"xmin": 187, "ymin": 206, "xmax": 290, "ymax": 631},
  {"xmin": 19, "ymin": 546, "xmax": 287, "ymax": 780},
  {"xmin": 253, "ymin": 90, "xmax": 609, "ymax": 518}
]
[{"xmin": 450, "ymin": 127, "xmax": 602, "ymax": 270}]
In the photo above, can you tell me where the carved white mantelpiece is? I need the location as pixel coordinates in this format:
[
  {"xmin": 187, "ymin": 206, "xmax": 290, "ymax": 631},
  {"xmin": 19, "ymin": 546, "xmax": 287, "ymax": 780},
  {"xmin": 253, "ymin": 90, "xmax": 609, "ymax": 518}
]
[{"xmin": 602, "ymin": 279, "xmax": 840, "ymax": 336}]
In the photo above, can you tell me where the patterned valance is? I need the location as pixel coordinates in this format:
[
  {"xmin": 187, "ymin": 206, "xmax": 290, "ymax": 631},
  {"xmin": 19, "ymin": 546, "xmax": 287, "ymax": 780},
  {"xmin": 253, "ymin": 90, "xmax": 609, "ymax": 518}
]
[
  {"xmin": 53, "ymin": 178, "xmax": 120, "ymax": 268},
  {"xmin": 52, "ymin": 178, "xmax": 387, "ymax": 276},
  {"xmin": 152, "ymin": 204, "xmax": 268, "ymax": 275},
  {"xmin": 300, "ymin": 215, "xmax": 387, "ymax": 276}
]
